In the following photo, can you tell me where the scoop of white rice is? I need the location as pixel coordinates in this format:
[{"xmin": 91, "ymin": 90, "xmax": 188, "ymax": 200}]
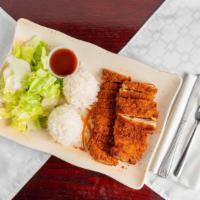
[
  {"xmin": 48, "ymin": 104, "xmax": 83, "ymax": 146},
  {"xmin": 63, "ymin": 67, "xmax": 99, "ymax": 110}
]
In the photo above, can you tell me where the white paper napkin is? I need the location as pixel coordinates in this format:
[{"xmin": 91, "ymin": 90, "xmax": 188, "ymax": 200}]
[
  {"xmin": 150, "ymin": 74, "xmax": 196, "ymax": 174},
  {"xmin": 120, "ymin": 0, "xmax": 200, "ymax": 199},
  {"xmin": 0, "ymin": 8, "xmax": 50, "ymax": 200}
]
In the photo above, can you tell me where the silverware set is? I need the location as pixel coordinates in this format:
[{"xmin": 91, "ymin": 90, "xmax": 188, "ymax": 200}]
[{"xmin": 158, "ymin": 75, "xmax": 200, "ymax": 178}]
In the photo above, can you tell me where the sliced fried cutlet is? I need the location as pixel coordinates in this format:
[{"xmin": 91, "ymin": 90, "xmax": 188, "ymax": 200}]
[
  {"xmin": 92, "ymin": 124, "xmax": 113, "ymax": 135},
  {"xmin": 90, "ymin": 106, "xmax": 116, "ymax": 131},
  {"xmin": 90, "ymin": 107, "xmax": 116, "ymax": 119},
  {"xmin": 97, "ymin": 90, "xmax": 118, "ymax": 99},
  {"xmin": 100, "ymin": 82, "xmax": 121, "ymax": 91},
  {"xmin": 95, "ymin": 98, "xmax": 116, "ymax": 109},
  {"xmin": 111, "ymin": 115, "xmax": 151, "ymax": 164},
  {"xmin": 89, "ymin": 101, "xmax": 116, "ymax": 165},
  {"xmin": 111, "ymin": 133, "xmax": 148, "ymax": 165},
  {"xmin": 88, "ymin": 142, "xmax": 118, "ymax": 165},
  {"xmin": 91, "ymin": 114, "xmax": 115, "ymax": 127},
  {"xmin": 119, "ymin": 89, "xmax": 155, "ymax": 100},
  {"xmin": 88, "ymin": 68, "xmax": 131, "ymax": 166},
  {"xmin": 116, "ymin": 97, "xmax": 157, "ymax": 108},
  {"xmin": 88, "ymin": 131, "xmax": 117, "ymax": 165},
  {"xmin": 116, "ymin": 97, "xmax": 159, "ymax": 120},
  {"xmin": 119, "ymin": 81, "xmax": 158, "ymax": 100},
  {"xmin": 102, "ymin": 68, "xmax": 130, "ymax": 83},
  {"xmin": 122, "ymin": 81, "xmax": 157, "ymax": 95},
  {"xmin": 117, "ymin": 115, "xmax": 157, "ymax": 134}
]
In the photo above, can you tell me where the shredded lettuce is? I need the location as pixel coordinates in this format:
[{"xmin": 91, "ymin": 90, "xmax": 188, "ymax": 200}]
[
  {"xmin": 10, "ymin": 93, "xmax": 43, "ymax": 132},
  {"xmin": 0, "ymin": 36, "xmax": 63, "ymax": 132},
  {"xmin": 20, "ymin": 36, "xmax": 41, "ymax": 63},
  {"xmin": 22, "ymin": 69, "xmax": 61, "ymax": 111},
  {"xmin": 12, "ymin": 36, "xmax": 48, "ymax": 70}
]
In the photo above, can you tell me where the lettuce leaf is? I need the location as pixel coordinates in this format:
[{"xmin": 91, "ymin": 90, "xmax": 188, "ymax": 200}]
[
  {"xmin": 12, "ymin": 36, "xmax": 48, "ymax": 70},
  {"xmin": 0, "ymin": 36, "xmax": 63, "ymax": 132},
  {"xmin": 10, "ymin": 93, "xmax": 43, "ymax": 132},
  {"xmin": 22, "ymin": 68, "xmax": 61, "ymax": 111},
  {"xmin": 20, "ymin": 36, "xmax": 41, "ymax": 63},
  {"xmin": 12, "ymin": 42, "xmax": 21, "ymax": 58}
]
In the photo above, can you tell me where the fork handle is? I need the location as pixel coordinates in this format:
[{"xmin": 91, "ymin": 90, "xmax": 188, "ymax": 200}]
[{"xmin": 174, "ymin": 121, "xmax": 199, "ymax": 176}]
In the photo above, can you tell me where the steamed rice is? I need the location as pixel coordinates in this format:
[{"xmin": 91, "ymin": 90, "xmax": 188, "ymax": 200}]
[
  {"xmin": 63, "ymin": 67, "xmax": 99, "ymax": 110},
  {"xmin": 48, "ymin": 104, "xmax": 83, "ymax": 146}
]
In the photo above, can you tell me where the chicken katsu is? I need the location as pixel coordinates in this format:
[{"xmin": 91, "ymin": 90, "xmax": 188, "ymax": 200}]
[
  {"xmin": 122, "ymin": 81, "xmax": 158, "ymax": 94},
  {"xmin": 102, "ymin": 68, "xmax": 131, "ymax": 83},
  {"xmin": 88, "ymin": 69, "xmax": 130, "ymax": 166},
  {"xmin": 111, "ymin": 115, "xmax": 150, "ymax": 164},
  {"xmin": 116, "ymin": 97, "xmax": 159, "ymax": 120},
  {"xmin": 119, "ymin": 81, "xmax": 157, "ymax": 101},
  {"xmin": 119, "ymin": 90, "xmax": 155, "ymax": 100},
  {"xmin": 111, "ymin": 81, "xmax": 158, "ymax": 164},
  {"xmin": 87, "ymin": 68, "xmax": 159, "ymax": 166},
  {"xmin": 100, "ymin": 82, "xmax": 121, "ymax": 91}
]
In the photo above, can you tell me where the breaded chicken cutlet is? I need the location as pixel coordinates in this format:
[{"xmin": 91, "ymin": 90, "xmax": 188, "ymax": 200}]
[
  {"xmin": 88, "ymin": 69, "xmax": 130, "ymax": 166},
  {"xmin": 111, "ymin": 115, "xmax": 151, "ymax": 164},
  {"xmin": 111, "ymin": 81, "xmax": 158, "ymax": 164},
  {"xmin": 88, "ymin": 68, "xmax": 159, "ymax": 166},
  {"xmin": 100, "ymin": 82, "xmax": 121, "ymax": 91},
  {"xmin": 116, "ymin": 97, "xmax": 159, "ymax": 120},
  {"xmin": 119, "ymin": 81, "xmax": 157, "ymax": 100},
  {"xmin": 122, "ymin": 81, "xmax": 158, "ymax": 94},
  {"xmin": 102, "ymin": 69, "xmax": 131, "ymax": 83}
]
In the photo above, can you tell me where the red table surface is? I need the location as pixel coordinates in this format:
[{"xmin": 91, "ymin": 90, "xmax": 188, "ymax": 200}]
[{"xmin": 1, "ymin": 0, "xmax": 164, "ymax": 199}]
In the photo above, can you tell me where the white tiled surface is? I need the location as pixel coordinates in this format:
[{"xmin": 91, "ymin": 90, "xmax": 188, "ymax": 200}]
[{"xmin": 121, "ymin": 0, "xmax": 200, "ymax": 75}]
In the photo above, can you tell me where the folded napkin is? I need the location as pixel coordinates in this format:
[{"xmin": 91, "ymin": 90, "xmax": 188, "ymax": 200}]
[
  {"xmin": 120, "ymin": 0, "xmax": 200, "ymax": 199},
  {"xmin": 1, "ymin": 0, "xmax": 200, "ymax": 199},
  {"xmin": 0, "ymin": 8, "xmax": 50, "ymax": 200}
]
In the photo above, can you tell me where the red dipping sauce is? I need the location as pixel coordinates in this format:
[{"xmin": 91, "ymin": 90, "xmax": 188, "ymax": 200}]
[{"xmin": 49, "ymin": 48, "xmax": 78, "ymax": 77}]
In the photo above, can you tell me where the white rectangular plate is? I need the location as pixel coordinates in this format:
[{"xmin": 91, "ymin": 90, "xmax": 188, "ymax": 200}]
[{"xmin": 0, "ymin": 19, "xmax": 182, "ymax": 189}]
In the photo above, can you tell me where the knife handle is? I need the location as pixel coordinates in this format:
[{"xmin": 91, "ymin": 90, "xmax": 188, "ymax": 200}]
[{"xmin": 174, "ymin": 121, "xmax": 198, "ymax": 176}]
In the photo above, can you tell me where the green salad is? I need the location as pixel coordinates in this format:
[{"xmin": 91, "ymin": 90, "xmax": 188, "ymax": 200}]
[{"xmin": 0, "ymin": 36, "xmax": 63, "ymax": 132}]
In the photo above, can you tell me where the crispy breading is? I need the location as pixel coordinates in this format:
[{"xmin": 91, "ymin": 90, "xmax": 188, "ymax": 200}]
[
  {"xmin": 88, "ymin": 68, "xmax": 127, "ymax": 165},
  {"xmin": 111, "ymin": 115, "xmax": 149, "ymax": 164},
  {"xmin": 102, "ymin": 69, "xmax": 130, "ymax": 83},
  {"xmin": 95, "ymin": 98, "xmax": 116, "ymax": 109},
  {"xmin": 117, "ymin": 106, "xmax": 159, "ymax": 120},
  {"xmin": 122, "ymin": 81, "xmax": 157, "ymax": 94},
  {"xmin": 111, "ymin": 135, "xmax": 148, "ymax": 164},
  {"xmin": 97, "ymin": 90, "xmax": 118, "ymax": 99},
  {"xmin": 119, "ymin": 89, "xmax": 155, "ymax": 100},
  {"xmin": 91, "ymin": 107, "xmax": 116, "ymax": 119},
  {"xmin": 116, "ymin": 97, "xmax": 159, "ymax": 120},
  {"xmin": 124, "ymin": 116, "xmax": 157, "ymax": 132},
  {"xmin": 116, "ymin": 115, "xmax": 156, "ymax": 134},
  {"xmin": 88, "ymin": 68, "xmax": 159, "ymax": 166},
  {"xmin": 92, "ymin": 124, "xmax": 113, "ymax": 135},
  {"xmin": 88, "ymin": 133, "xmax": 117, "ymax": 166},
  {"xmin": 116, "ymin": 97, "xmax": 157, "ymax": 108},
  {"xmin": 100, "ymin": 82, "xmax": 121, "ymax": 91},
  {"xmin": 91, "ymin": 115, "xmax": 115, "ymax": 127}
]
